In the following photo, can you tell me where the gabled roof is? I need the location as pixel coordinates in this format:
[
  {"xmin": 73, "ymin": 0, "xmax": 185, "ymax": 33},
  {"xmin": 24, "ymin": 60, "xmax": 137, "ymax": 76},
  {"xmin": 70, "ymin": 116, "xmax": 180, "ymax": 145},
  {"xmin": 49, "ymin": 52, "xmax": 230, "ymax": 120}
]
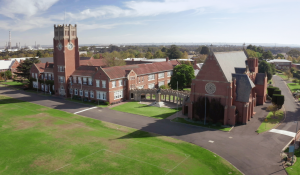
[
  {"xmin": 232, "ymin": 74, "xmax": 255, "ymax": 103},
  {"xmin": 102, "ymin": 60, "xmax": 180, "ymax": 80},
  {"xmin": 255, "ymin": 73, "xmax": 266, "ymax": 85},
  {"xmin": 213, "ymin": 51, "xmax": 247, "ymax": 82},
  {"xmin": 72, "ymin": 66, "xmax": 99, "ymax": 76},
  {"xmin": 34, "ymin": 63, "xmax": 46, "ymax": 73},
  {"xmin": 39, "ymin": 57, "xmax": 53, "ymax": 63},
  {"xmin": 0, "ymin": 60, "xmax": 15, "ymax": 70},
  {"xmin": 80, "ymin": 59, "xmax": 106, "ymax": 67}
]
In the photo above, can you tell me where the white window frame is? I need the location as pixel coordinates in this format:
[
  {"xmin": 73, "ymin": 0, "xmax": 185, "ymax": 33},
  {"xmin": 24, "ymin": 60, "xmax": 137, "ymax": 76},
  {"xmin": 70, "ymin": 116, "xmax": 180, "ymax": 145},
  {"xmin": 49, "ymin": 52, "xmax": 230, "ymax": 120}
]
[
  {"xmin": 97, "ymin": 91, "xmax": 106, "ymax": 100},
  {"xmin": 32, "ymin": 73, "xmax": 34, "ymax": 78},
  {"xmin": 90, "ymin": 91, "xmax": 94, "ymax": 98},
  {"xmin": 148, "ymin": 74, "xmax": 154, "ymax": 81},
  {"xmin": 167, "ymin": 71, "xmax": 173, "ymax": 77},
  {"xmin": 73, "ymin": 76, "xmax": 77, "ymax": 83},
  {"xmin": 85, "ymin": 90, "xmax": 89, "ymax": 97},
  {"xmin": 112, "ymin": 81, "xmax": 116, "ymax": 88},
  {"xmin": 114, "ymin": 90, "xmax": 123, "ymax": 100},
  {"xmin": 70, "ymin": 88, "xmax": 73, "ymax": 94},
  {"xmin": 137, "ymin": 85, "xmax": 144, "ymax": 89},
  {"xmin": 79, "ymin": 89, "xmax": 83, "ymax": 96},
  {"xmin": 119, "ymin": 80, "xmax": 123, "ymax": 86},
  {"xmin": 45, "ymin": 84, "xmax": 48, "ymax": 92},
  {"xmin": 102, "ymin": 80, "xmax": 106, "ymax": 88},
  {"xmin": 35, "ymin": 73, "xmax": 37, "ymax": 79},
  {"xmin": 83, "ymin": 77, "xmax": 87, "ymax": 85},
  {"xmin": 96, "ymin": 80, "xmax": 100, "ymax": 87},
  {"xmin": 41, "ymin": 74, "xmax": 44, "ymax": 79},
  {"xmin": 41, "ymin": 84, "xmax": 44, "ymax": 91},
  {"xmin": 88, "ymin": 78, "xmax": 92, "ymax": 85},
  {"xmin": 52, "ymin": 85, "xmax": 54, "ymax": 91},
  {"xmin": 78, "ymin": 77, "xmax": 82, "ymax": 84},
  {"xmin": 148, "ymin": 83, "xmax": 155, "ymax": 89},
  {"xmin": 158, "ymin": 72, "xmax": 164, "ymax": 79},
  {"xmin": 74, "ymin": 88, "xmax": 78, "ymax": 95}
]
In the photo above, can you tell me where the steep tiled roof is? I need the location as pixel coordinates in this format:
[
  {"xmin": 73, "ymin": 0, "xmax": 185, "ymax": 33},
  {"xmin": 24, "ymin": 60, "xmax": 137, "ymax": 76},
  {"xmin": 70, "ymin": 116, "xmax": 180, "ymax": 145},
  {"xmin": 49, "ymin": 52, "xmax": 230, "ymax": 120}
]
[
  {"xmin": 72, "ymin": 66, "xmax": 99, "ymax": 76},
  {"xmin": 35, "ymin": 63, "xmax": 46, "ymax": 73},
  {"xmin": 255, "ymin": 73, "xmax": 266, "ymax": 85},
  {"xmin": 102, "ymin": 60, "xmax": 180, "ymax": 79},
  {"xmin": 80, "ymin": 59, "xmax": 106, "ymax": 67},
  {"xmin": 232, "ymin": 74, "xmax": 255, "ymax": 103},
  {"xmin": 213, "ymin": 51, "xmax": 247, "ymax": 82},
  {"xmin": 44, "ymin": 63, "xmax": 54, "ymax": 73}
]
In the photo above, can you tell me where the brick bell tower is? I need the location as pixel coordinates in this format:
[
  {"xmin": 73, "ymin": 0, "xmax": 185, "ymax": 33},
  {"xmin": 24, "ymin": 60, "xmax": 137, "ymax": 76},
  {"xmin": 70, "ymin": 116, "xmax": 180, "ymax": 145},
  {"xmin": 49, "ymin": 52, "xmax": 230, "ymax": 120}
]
[{"xmin": 53, "ymin": 24, "xmax": 80, "ymax": 96}]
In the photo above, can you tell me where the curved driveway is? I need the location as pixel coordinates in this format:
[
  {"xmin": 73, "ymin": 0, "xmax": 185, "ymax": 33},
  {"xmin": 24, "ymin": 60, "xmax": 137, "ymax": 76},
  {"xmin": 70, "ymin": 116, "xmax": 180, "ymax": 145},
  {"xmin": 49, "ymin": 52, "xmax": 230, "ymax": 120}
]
[{"xmin": 0, "ymin": 75, "xmax": 299, "ymax": 175}]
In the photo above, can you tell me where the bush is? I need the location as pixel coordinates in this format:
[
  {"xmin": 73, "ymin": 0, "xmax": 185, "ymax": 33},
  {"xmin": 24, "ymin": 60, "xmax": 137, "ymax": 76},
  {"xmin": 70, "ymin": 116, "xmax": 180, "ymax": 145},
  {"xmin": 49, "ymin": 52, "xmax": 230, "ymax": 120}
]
[
  {"xmin": 273, "ymin": 89, "xmax": 281, "ymax": 95},
  {"xmin": 160, "ymin": 85, "xmax": 166, "ymax": 89},
  {"xmin": 272, "ymin": 94, "xmax": 284, "ymax": 109},
  {"xmin": 104, "ymin": 102, "xmax": 110, "ymax": 106},
  {"xmin": 267, "ymin": 87, "xmax": 279, "ymax": 97},
  {"xmin": 216, "ymin": 122, "xmax": 222, "ymax": 127},
  {"xmin": 292, "ymin": 79, "xmax": 298, "ymax": 83}
]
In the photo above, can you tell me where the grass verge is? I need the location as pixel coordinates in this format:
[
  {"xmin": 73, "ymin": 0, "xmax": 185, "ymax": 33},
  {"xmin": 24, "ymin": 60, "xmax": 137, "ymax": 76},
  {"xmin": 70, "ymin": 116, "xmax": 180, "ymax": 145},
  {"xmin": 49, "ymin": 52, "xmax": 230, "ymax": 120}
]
[
  {"xmin": 66, "ymin": 98, "xmax": 108, "ymax": 108},
  {"xmin": 287, "ymin": 83, "xmax": 300, "ymax": 92},
  {"xmin": 286, "ymin": 148, "xmax": 300, "ymax": 175},
  {"xmin": 172, "ymin": 117, "xmax": 232, "ymax": 132},
  {"xmin": 111, "ymin": 101, "xmax": 181, "ymax": 119},
  {"xmin": 0, "ymin": 81, "xmax": 25, "ymax": 86},
  {"xmin": 256, "ymin": 111, "xmax": 284, "ymax": 133},
  {"xmin": 0, "ymin": 95, "xmax": 241, "ymax": 175}
]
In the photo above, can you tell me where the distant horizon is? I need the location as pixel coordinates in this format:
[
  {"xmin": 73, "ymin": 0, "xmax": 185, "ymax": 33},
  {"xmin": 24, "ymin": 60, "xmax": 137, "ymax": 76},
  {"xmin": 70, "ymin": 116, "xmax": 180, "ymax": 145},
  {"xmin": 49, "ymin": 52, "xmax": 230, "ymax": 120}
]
[{"xmin": 0, "ymin": 0, "xmax": 299, "ymax": 47}]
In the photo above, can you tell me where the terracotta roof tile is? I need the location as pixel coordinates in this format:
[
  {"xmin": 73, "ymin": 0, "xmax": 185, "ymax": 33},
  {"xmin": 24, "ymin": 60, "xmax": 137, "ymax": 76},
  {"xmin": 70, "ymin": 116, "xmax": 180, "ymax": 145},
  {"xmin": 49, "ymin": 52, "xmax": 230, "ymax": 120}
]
[
  {"xmin": 103, "ymin": 60, "xmax": 180, "ymax": 79},
  {"xmin": 35, "ymin": 63, "xmax": 46, "ymax": 73},
  {"xmin": 72, "ymin": 66, "xmax": 99, "ymax": 76},
  {"xmin": 80, "ymin": 59, "xmax": 106, "ymax": 67}
]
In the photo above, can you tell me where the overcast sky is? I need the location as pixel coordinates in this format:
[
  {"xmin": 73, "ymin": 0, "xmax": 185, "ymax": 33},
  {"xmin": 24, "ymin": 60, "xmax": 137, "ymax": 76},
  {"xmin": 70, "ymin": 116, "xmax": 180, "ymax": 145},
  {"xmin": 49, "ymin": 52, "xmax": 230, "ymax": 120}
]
[{"xmin": 0, "ymin": 0, "xmax": 299, "ymax": 47}]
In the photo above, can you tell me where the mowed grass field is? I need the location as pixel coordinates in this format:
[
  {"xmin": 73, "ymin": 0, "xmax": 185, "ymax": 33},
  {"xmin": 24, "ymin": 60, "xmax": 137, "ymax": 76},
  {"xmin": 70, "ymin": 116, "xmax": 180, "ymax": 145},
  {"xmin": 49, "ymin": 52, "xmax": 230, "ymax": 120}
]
[
  {"xmin": 111, "ymin": 101, "xmax": 181, "ymax": 119},
  {"xmin": 0, "ymin": 95, "xmax": 241, "ymax": 175}
]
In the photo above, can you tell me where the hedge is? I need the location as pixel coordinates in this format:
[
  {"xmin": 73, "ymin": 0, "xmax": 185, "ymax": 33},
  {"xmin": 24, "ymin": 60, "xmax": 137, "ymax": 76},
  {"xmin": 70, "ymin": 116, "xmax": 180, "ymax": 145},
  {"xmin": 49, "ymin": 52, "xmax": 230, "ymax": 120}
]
[
  {"xmin": 267, "ymin": 87, "xmax": 279, "ymax": 97},
  {"xmin": 272, "ymin": 94, "xmax": 284, "ymax": 109},
  {"xmin": 273, "ymin": 89, "xmax": 281, "ymax": 95}
]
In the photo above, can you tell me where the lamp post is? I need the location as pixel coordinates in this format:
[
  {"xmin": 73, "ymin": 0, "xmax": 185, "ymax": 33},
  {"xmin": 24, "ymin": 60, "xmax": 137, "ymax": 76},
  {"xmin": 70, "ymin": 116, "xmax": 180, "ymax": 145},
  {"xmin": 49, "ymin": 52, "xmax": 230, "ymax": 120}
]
[
  {"xmin": 177, "ymin": 81, "xmax": 178, "ymax": 117},
  {"xmin": 292, "ymin": 121, "xmax": 299, "ymax": 164}
]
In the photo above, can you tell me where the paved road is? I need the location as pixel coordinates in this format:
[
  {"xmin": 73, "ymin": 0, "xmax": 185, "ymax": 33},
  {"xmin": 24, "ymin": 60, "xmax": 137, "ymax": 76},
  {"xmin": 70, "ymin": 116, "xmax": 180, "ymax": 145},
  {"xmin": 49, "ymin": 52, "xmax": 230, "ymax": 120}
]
[{"xmin": 0, "ymin": 76, "xmax": 299, "ymax": 175}]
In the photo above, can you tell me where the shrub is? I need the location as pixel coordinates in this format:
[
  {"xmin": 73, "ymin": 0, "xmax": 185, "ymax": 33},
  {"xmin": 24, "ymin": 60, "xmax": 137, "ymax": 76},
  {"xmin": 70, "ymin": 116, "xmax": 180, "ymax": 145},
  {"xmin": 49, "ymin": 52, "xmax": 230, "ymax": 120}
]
[
  {"xmin": 267, "ymin": 87, "xmax": 279, "ymax": 97},
  {"xmin": 160, "ymin": 85, "xmax": 166, "ymax": 89},
  {"xmin": 292, "ymin": 79, "xmax": 298, "ymax": 83},
  {"xmin": 104, "ymin": 102, "xmax": 110, "ymax": 106},
  {"xmin": 216, "ymin": 122, "xmax": 222, "ymax": 127},
  {"xmin": 286, "ymin": 162, "xmax": 291, "ymax": 166},
  {"xmin": 273, "ymin": 89, "xmax": 281, "ymax": 95}
]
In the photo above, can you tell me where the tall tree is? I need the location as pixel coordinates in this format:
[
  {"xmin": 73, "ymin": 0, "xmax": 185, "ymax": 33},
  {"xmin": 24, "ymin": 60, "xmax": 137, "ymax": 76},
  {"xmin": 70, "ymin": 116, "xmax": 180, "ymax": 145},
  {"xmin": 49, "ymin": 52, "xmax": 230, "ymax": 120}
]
[
  {"xmin": 102, "ymin": 52, "xmax": 125, "ymax": 67},
  {"xmin": 153, "ymin": 50, "xmax": 164, "ymax": 58},
  {"xmin": 167, "ymin": 45, "xmax": 182, "ymax": 60},
  {"xmin": 161, "ymin": 47, "xmax": 167, "ymax": 52},
  {"xmin": 258, "ymin": 60, "xmax": 273, "ymax": 81},
  {"xmin": 200, "ymin": 46, "xmax": 209, "ymax": 54},
  {"xmin": 287, "ymin": 49, "xmax": 300, "ymax": 58},
  {"xmin": 276, "ymin": 53, "xmax": 285, "ymax": 59},
  {"xmin": 262, "ymin": 51, "xmax": 273, "ymax": 60},
  {"xmin": 182, "ymin": 51, "xmax": 188, "ymax": 59},
  {"xmin": 16, "ymin": 58, "xmax": 40, "ymax": 79},
  {"xmin": 145, "ymin": 52, "xmax": 153, "ymax": 59},
  {"xmin": 168, "ymin": 64, "xmax": 195, "ymax": 90},
  {"xmin": 36, "ymin": 51, "xmax": 42, "ymax": 58}
]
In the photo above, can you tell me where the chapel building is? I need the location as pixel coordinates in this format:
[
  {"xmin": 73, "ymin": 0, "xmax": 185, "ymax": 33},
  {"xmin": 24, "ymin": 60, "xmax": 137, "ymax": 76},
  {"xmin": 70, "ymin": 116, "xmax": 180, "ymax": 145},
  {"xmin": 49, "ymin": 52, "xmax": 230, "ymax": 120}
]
[{"xmin": 184, "ymin": 49, "xmax": 267, "ymax": 126}]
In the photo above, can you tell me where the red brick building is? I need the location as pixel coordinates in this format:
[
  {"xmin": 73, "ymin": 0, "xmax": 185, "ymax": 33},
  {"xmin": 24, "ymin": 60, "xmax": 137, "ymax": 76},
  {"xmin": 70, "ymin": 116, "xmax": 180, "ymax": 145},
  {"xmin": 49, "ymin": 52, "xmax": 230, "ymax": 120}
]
[
  {"xmin": 30, "ymin": 24, "xmax": 179, "ymax": 104},
  {"xmin": 184, "ymin": 50, "xmax": 267, "ymax": 126}
]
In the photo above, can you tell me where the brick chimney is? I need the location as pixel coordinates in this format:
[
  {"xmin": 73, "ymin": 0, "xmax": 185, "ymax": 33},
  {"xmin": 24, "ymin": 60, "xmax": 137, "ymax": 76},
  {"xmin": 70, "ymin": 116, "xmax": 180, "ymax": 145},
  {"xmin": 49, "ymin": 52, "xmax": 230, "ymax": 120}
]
[
  {"xmin": 166, "ymin": 57, "xmax": 169, "ymax": 62},
  {"xmin": 45, "ymin": 62, "xmax": 49, "ymax": 68}
]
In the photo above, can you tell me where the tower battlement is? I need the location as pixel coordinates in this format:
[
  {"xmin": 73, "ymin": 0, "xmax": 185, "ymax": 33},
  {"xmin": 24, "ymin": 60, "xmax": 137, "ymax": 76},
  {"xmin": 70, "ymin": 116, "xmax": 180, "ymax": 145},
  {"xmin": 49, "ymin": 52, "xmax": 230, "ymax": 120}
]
[{"xmin": 53, "ymin": 24, "xmax": 77, "ymax": 40}]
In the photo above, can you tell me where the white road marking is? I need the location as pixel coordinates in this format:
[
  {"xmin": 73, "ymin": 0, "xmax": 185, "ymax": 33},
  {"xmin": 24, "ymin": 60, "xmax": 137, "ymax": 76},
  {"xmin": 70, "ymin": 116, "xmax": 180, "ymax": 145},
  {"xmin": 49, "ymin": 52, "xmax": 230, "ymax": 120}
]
[
  {"xmin": 209, "ymin": 140, "xmax": 214, "ymax": 143},
  {"xmin": 269, "ymin": 129, "xmax": 296, "ymax": 137},
  {"xmin": 229, "ymin": 137, "xmax": 233, "ymax": 139},
  {"xmin": 74, "ymin": 107, "xmax": 97, "ymax": 114}
]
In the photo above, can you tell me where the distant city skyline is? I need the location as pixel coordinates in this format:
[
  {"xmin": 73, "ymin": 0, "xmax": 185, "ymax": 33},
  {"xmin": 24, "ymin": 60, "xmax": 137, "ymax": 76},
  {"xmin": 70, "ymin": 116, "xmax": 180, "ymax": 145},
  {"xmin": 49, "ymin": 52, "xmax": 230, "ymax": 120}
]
[{"xmin": 0, "ymin": 0, "xmax": 299, "ymax": 47}]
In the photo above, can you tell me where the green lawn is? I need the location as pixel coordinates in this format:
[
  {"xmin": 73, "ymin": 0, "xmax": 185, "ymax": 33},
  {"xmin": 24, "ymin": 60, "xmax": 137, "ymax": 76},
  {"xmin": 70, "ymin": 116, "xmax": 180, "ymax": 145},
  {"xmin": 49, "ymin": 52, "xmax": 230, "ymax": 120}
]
[
  {"xmin": 66, "ymin": 98, "xmax": 109, "ymax": 108},
  {"xmin": 183, "ymin": 88, "xmax": 191, "ymax": 92},
  {"xmin": 111, "ymin": 101, "xmax": 181, "ymax": 119},
  {"xmin": 286, "ymin": 148, "xmax": 300, "ymax": 175},
  {"xmin": 287, "ymin": 83, "xmax": 300, "ymax": 92},
  {"xmin": 0, "ymin": 95, "xmax": 241, "ymax": 175},
  {"xmin": 256, "ymin": 111, "xmax": 284, "ymax": 133},
  {"xmin": 172, "ymin": 117, "xmax": 232, "ymax": 131},
  {"xmin": 0, "ymin": 81, "xmax": 25, "ymax": 86}
]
